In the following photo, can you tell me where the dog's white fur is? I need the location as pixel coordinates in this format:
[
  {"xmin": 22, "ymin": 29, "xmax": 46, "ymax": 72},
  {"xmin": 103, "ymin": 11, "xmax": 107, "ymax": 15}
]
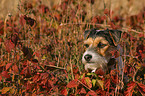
[{"xmin": 82, "ymin": 49, "xmax": 110, "ymax": 72}]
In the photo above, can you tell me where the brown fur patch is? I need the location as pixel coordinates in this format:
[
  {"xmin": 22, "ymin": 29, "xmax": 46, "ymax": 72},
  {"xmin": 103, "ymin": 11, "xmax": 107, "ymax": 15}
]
[
  {"xmin": 84, "ymin": 37, "xmax": 110, "ymax": 56},
  {"xmin": 84, "ymin": 38, "xmax": 93, "ymax": 45}
]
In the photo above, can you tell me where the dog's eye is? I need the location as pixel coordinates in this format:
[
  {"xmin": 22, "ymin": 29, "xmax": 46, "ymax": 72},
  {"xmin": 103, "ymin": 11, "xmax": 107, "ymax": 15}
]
[
  {"xmin": 84, "ymin": 44, "xmax": 89, "ymax": 48},
  {"xmin": 98, "ymin": 42, "xmax": 107, "ymax": 48}
]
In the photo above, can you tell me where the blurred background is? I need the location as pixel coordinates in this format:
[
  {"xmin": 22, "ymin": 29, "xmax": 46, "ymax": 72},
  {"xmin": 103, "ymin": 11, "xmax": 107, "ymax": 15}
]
[{"xmin": 0, "ymin": 0, "xmax": 144, "ymax": 18}]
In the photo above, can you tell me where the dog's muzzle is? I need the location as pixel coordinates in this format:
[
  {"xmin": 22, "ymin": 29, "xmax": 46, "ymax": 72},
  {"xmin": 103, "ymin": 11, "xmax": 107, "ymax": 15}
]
[{"xmin": 82, "ymin": 50, "xmax": 109, "ymax": 72}]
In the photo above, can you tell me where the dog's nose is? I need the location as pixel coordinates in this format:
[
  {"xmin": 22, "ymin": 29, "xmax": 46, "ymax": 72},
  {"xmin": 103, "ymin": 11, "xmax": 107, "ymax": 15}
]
[{"xmin": 84, "ymin": 54, "xmax": 92, "ymax": 61}]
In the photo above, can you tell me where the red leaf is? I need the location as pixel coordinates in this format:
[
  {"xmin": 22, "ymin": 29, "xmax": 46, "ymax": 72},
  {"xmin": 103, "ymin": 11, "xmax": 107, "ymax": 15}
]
[
  {"xmin": 105, "ymin": 79, "xmax": 111, "ymax": 92},
  {"xmin": 141, "ymin": 53, "xmax": 145, "ymax": 58},
  {"xmin": 34, "ymin": 52, "xmax": 40, "ymax": 58},
  {"xmin": 61, "ymin": 2, "xmax": 68, "ymax": 11},
  {"xmin": 54, "ymin": 12, "xmax": 61, "ymax": 21},
  {"xmin": 41, "ymin": 79, "xmax": 47, "ymax": 85},
  {"xmin": 1, "ymin": 71, "xmax": 10, "ymax": 78},
  {"xmin": 61, "ymin": 88, "xmax": 67, "ymax": 96},
  {"xmin": 112, "ymin": 75, "xmax": 119, "ymax": 83},
  {"xmin": 109, "ymin": 22, "xmax": 120, "ymax": 29},
  {"xmin": 75, "ymin": 74, "xmax": 80, "ymax": 80},
  {"xmin": 0, "ymin": 20, "xmax": 4, "ymax": 35},
  {"xmin": 19, "ymin": 15, "xmax": 26, "ymax": 26},
  {"xmin": 111, "ymin": 75, "xmax": 118, "ymax": 84},
  {"xmin": 104, "ymin": 9, "xmax": 109, "ymax": 15},
  {"xmin": 91, "ymin": 16, "xmax": 98, "ymax": 23},
  {"xmin": 6, "ymin": 63, "xmax": 12, "ymax": 70},
  {"xmin": 142, "ymin": 63, "xmax": 145, "ymax": 67},
  {"xmin": 79, "ymin": 88, "xmax": 86, "ymax": 94},
  {"xmin": 67, "ymin": 79, "xmax": 78, "ymax": 88},
  {"xmin": 137, "ymin": 83, "xmax": 145, "ymax": 94},
  {"xmin": 49, "ymin": 80, "xmax": 55, "ymax": 88},
  {"xmin": 12, "ymin": 64, "xmax": 19, "ymax": 73},
  {"xmin": 96, "ymin": 89, "xmax": 106, "ymax": 95},
  {"xmin": 0, "ymin": 30, "xmax": 4, "ymax": 35},
  {"xmin": 113, "ymin": 16, "xmax": 120, "ymax": 22},
  {"xmin": 20, "ymin": 67, "xmax": 27, "ymax": 75},
  {"xmin": 41, "ymin": 73, "xmax": 49, "ymax": 79},
  {"xmin": 73, "ymin": 67, "xmax": 79, "ymax": 74},
  {"xmin": 6, "ymin": 27, "xmax": 13, "ymax": 32},
  {"xmin": 114, "ymin": 51, "xmax": 120, "ymax": 58},
  {"xmin": 125, "ymin": 81, "xmax": 136, "ymax": 96},
  {"xmin": 11, "ymin": 33, "xmax": 19, "ymax": 46},
  {"xmin": 95, "ymin": 68, "xmax": 105, "ymax": 75},
  {"xmin": 0, "ymin": 38, "xmax": 2, "ymax": 44},
  {"xmin": 86, "ymin": 90, "xmax": 97, "ymax": 96},
  {"xmin": 38, "ymin": 4, "xmax": 49, "ymax": 14},
  {"xmin": 138, "ymin": 33, "xmax": 144, "ymax": 37},
  {"xmin": 49, "ymin": 62, "xmax": 55, "ymax": 66},
  {"xmin": 47, "ymin": 80, "xmax": 52, "ymax": 90},
  {"xmin": 0, "ymin": 75, "xmax": 2, "ymax": 81},
  {"xmin": 26, "ymin": 82, "xmax": 32, "ymax": 91},
  {"xmin": 4, "ymin": 40, "xmax": 15, "ymax": 53},
  {"xmin": 33, "ymin": 74, "xmax": 40, "ymax": 82}
]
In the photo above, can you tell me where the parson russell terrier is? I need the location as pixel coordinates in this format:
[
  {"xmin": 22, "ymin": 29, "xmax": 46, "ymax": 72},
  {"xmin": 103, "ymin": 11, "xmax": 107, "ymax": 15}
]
[{"xmin": 82, "ymin": 28, "xmax": 124, "ymax": 75}]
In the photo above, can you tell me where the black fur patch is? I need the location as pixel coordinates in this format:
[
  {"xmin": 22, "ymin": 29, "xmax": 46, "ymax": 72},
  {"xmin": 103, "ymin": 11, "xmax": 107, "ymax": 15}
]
[{"xmin": 84, "ymin": 29, "xmax": 122, "ymax": 46}]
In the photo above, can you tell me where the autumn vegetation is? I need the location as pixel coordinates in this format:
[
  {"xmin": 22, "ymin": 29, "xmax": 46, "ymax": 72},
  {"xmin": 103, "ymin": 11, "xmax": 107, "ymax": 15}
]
[{"xmin": 0, "ymin": 0, "xmax": 145, "ymax": 95}]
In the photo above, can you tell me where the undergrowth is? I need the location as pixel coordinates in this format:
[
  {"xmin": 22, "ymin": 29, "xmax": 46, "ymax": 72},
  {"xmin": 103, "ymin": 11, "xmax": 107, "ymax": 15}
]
[{"xmin": 0, "ymin": 0, "xmax": 145, "ymax": 95}]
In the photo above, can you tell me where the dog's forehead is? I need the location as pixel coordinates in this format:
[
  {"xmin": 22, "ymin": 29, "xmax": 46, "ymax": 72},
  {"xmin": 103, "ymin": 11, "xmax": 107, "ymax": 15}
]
[
  {"xmin": 84, "ymin": 29, "xmax": 108, "ymax": 42},
  {"xmin": 84, "ymin": 29, "xmax": 119, "ymax": 46},
  {"xmin": 84, "ymin": 36, "xmax": 108, "ymax": 44},
  {"xmin": 84, "ymin": 29, "xmax": 107, "ymax": 39}
]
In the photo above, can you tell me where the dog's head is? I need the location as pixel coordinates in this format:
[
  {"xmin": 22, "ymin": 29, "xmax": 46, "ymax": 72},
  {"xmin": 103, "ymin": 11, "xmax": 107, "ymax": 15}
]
[{"xmin": 82, "ymin": 29, "xmax": 122, "ymax": 72}]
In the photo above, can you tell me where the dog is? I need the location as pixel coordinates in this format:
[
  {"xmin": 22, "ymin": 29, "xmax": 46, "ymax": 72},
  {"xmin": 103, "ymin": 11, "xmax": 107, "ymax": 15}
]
[{"xmin": 82, "ymin": 28, "xmax": 123, "ymax": 74}]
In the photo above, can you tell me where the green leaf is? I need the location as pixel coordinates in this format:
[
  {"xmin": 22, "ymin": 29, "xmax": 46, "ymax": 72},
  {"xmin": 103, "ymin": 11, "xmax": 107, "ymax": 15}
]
[
  {"xmin": 92, "ymin": 79, "xmax": 97, "ymax": 87},
  {"xmin": 87, "ymin": 72, "xmax": 97, "ymax": 77},
  {"xmin": 80, "ymin": 73, "xmax": 85, "ymax": 79},
  {"xmin": 87, "ymin": 73, "xmax": 92, "ymax": 76},
  {"xmin": 52, "ymin": 21, "xmax": 59, "ymax": 29},
  {"xmin": 85, "ymin": 77, "xmax": 92, "ymax": 88},
  {"xmin": 42, "ymin": 55, "xmax": 47, "ymax": 60},
  {"xmin": 136, "ymin": 62, "xmax": 141, "ymax": 69},
  {"xmin": 96, "ymin": 79, "xmax": 104, "ymax": 89}
]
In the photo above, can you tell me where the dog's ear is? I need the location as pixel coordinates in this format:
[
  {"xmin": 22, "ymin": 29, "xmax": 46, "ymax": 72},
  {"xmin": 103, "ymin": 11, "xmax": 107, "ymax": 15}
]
[
  {"xmin": 84, "ymin": 30, "xmax": 91, "ymax": 39},
  {"xmin": 108, "ymin": 30, "xmax": 122, "ymax": 46}
]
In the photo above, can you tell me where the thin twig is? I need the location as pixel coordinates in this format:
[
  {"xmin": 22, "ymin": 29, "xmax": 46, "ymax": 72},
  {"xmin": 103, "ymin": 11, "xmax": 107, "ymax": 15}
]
[
  {"xmin": 70, "ymin": 56, "xmax": 74, "ymax": 80},
  {"xmin": 60, "ymin": 23, "xmax": 110, "ymax": 27},
  {"xmin": 45, "ymin": 65, "xmax": 65, "ymax": 70},
  {"xmin": 122, "ymin": 27, "xmax": 145, "ymax": 33},
  {"xmin": 77, "ymin": 80, "xmax": 98, "ymax": 95}
]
